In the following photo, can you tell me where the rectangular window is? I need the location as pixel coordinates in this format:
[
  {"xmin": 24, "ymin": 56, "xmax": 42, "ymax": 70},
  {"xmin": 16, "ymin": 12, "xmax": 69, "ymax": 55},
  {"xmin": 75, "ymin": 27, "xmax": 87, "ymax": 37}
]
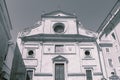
[
  {"xmin": 106, "ymin": 48, "xmax": 109, "ymax": 52},
  {"xmin": 108, "ymin": 59, "xmax": 113, "ymax": 67},
  {"xmin": 118, "ymin": 56, "xmax": 120, "ymax": 63},
  {"xmin": 111, "ymin": 33, "xmax": 116, "ymax": 40},
  {"xmin": 55, "ymin": 45, "xmax": 64, "ymax": 53},
  {"xmin": 55, "ymin": 64, "xmax": 65, "ymax": 80},
  {"xmin": 26, "ymin": 70, "xmax": 33, "ymax": 80},
  {"xmin": 86, "ymin": 70, "xmax": 92, "ymax": 80}
]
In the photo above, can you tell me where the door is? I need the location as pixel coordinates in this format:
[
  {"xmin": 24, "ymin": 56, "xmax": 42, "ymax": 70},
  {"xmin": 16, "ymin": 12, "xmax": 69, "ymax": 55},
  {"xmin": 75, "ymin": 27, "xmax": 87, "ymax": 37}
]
[
  {"xmin": 86, "ymin": 70, "xmax": 93, "ymax": 80},
  {"xmin": 55, "ymin": 64, "xmax": 65, "ymax": 80}
]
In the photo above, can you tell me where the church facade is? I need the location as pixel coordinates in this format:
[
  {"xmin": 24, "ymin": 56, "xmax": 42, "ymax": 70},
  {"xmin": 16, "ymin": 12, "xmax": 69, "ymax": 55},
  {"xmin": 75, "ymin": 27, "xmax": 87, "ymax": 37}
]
[{"xmin": 17, "ymin": 10, "xmax": 105, "ymax": 80}]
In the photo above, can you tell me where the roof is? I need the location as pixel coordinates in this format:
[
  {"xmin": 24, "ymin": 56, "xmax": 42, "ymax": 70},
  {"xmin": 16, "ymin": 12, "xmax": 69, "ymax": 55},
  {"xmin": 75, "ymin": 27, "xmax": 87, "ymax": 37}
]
[
  {"xmin": 98, "ymin": 8, "xmax": 120, "ymax": 38},
  {"xmin": 97, "ymin": 0, "xmax": 120, "ymax": 33}
]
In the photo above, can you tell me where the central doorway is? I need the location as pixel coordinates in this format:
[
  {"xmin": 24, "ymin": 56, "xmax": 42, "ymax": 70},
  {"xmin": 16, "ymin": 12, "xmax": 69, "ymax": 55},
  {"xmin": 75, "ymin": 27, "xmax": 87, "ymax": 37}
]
[{"xmin": 55, "ymin": 63, "xmax": 65, "ymax": 80}]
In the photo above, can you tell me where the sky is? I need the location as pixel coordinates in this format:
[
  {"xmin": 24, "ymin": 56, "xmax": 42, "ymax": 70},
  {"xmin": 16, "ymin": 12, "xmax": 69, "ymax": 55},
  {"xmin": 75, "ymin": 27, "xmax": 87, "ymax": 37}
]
[{"xmin": 5, "ymin": 0, "xmax": 118, "ymax": 41}]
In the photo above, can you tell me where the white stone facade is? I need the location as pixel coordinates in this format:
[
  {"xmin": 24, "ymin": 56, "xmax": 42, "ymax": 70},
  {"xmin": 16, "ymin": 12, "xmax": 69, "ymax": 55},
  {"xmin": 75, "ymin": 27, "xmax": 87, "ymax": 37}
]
[
  {"xmin": 17, "ymin": 10, "xmax": 104, "ymax": 80},
  {"xmin": 98, "ymin": 6, "xmax": 120, "ymax": 79}
]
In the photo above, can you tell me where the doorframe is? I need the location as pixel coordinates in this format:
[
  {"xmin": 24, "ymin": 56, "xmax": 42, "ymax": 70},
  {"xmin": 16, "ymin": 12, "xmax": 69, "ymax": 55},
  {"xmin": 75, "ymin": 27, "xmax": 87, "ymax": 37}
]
[
  {"xmin": 85, "ymin": 69, "xmax": 93, "ymax": 80},
  {"xmin": 26, "ymin": 68, "xmax": 35, "ymax": 80},
  {"xmin": 53, "ymin": 62, "xmax": 67, "ymax": 80}
]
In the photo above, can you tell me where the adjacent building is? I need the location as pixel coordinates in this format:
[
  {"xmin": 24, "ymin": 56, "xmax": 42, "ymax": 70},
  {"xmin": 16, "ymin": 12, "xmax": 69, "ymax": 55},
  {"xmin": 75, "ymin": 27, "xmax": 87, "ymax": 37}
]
[
  {"xmin": 0, "ymin": 0, "xmax": 26, "ymax": 80},
  {"xmin": 97, "ymin": 1, "xmax": 120, "ymax": 79},
  {"xmin": 17, "ymin": 10, "xmax": 105, "ymax": 80},
  {"xmin": 0, "ymin": 0, "xmax": 13, "ymax": 79}
]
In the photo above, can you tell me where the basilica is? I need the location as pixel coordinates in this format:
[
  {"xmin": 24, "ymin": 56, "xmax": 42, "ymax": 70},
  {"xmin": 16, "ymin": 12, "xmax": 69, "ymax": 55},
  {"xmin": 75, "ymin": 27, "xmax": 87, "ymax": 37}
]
[{"xmin": 17, "ymin": 7, "xmax": 120, "ymax": 80}]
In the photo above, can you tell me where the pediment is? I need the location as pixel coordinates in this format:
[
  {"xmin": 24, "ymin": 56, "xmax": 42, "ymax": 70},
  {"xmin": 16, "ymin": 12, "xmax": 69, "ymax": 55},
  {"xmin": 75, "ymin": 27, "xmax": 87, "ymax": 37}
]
[
  {"xmin": 42, "ymin": 10, "xmax": 76, "ymax": 18},
  {"xmin": 52, "ymin": 55, "xmax": 68, "ymax": 63}
]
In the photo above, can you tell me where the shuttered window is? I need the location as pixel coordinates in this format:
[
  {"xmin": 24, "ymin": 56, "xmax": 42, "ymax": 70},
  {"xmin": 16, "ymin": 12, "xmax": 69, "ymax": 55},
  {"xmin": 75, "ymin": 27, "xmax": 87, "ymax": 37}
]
[
  {"xmin": 86, "ymin": 70, "xmax": 93, "ymax": 80},
  {"xmin": 108, "ymin": 59, "xmax": 113, "ymax": 67},
  {"xmin": 55, "ymin": 64, "xmax": 65, "ymax": 80},
  {"xmin": 55, "ymin": 45, "xmax": 64, "ymax": 53}
]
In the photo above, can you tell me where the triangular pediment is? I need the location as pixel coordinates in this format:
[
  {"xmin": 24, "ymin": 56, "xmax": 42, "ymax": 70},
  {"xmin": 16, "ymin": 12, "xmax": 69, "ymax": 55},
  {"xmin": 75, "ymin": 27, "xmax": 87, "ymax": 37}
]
[
  {"xmin": 42, "ymin": 10, "xmax": 76, "ymax": 18},
  {"xmin": 52, "ymin": 55, "xmax": 68, "ymax": 63}
]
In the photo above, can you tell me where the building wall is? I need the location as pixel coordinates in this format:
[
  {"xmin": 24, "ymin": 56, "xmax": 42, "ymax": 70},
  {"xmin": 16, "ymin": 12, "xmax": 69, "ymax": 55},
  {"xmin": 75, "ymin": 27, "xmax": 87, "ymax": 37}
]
[
  {"xmin": 21, "ymin": 41, "xmax": 102, "ymax": 80},
  {"xmin": 2, "ymin": 42, "xmax": 15, "ymax": 79},
  {"xmin": 0, "ymin": 0, "xmax": 13, "ymax": 79},
  {"xmin": 0, "ymin": 0, "xmax": 26, "ymax": 80},
  {"xmin": 17, "ymin": 10, "xmax": 104, "ymax": 80},
  {"xmin": 0, "ymin": 0, "xmax": 12, "ymax": 71},
  {"xmin": 98, "ymin": 7, "xmax": 120, "ymax": 79}
]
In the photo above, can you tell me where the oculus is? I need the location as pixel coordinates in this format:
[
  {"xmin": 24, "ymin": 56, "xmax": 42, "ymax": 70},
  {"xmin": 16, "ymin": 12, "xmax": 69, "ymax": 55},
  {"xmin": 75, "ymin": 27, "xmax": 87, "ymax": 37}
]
[
  {"xmin": 27, "ymin": 50, "xmax": 35, "ymax": 58},
  {"xmin": 28, "ymin": 50, "xmax": 34, "ymax": 55},
  {"xmin": 85, "ymin": 50, "xmax": 90, "ymax": 56},
  {"xmin": 53, "ymin": 23, "xmax": 65, "ymax": 33}
]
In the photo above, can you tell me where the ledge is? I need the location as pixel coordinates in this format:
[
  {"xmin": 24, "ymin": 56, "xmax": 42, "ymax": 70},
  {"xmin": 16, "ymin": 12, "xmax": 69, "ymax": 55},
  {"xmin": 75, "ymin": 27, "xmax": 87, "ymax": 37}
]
[
  {"xmin": 82, "ymin": 58, "xmax": 95, "ymax": 60},
  {"xmin": 44, "ymin": 53, "xmax": 76, "ymax": 55},
  {"xmin": 68, "ymin": 73, "xmax": 85, "ymax": 76},
  {"xmin": 93, "ymin": 72, "xmax": 103, "ymax": 76},
  {"xmin": 24, "ymin": 59, "xmax": 38, "ymax": 67},
  {"xmin": 34, "ymin": 73, "xmax": 52, "ymax": 76},
  {"xmin": 99, "ymin": 43, "xmax": 113, "ymax": 47}
]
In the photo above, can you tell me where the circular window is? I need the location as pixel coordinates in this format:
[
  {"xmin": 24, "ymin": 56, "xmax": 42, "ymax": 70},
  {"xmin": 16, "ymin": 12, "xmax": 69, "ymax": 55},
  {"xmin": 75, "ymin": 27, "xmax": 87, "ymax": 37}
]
[
  {"xmin": 28, "ymin": 50, "xmax": 34, "ymax": 55},
  {"xmin": 85, "ymin": 50, "xmax": 90, "ymax": 56},
  {"xmin": 53, "ymin": 23, "xmax": 65, "ymax": 33}
]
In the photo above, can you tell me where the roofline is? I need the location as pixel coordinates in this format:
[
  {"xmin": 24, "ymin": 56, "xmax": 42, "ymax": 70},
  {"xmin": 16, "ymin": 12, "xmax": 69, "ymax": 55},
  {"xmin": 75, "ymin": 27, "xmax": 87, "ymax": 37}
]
[
  {"xmin": 41, "ymin": 10, "xmax": 77, "ymax": 18},
  {"xmin": 97, "ymin": 0, "xmax": 120, "ymax": 33},
  {"xmin": 98, "ymin": 8, "xmax": 120, "ymax": 39},
  {"xmin": 3, "ymin": 0, "xmax": 12, "ymax": 29},
  {"xmin": 41, "ymin": 15, "xmax": 77, "ymax": 18}
]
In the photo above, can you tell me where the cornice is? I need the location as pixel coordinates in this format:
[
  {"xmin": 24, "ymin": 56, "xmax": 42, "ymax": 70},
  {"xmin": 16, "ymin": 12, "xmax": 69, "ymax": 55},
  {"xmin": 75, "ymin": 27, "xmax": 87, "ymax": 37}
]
[
  {"xmin": 41, "ymin": 15, "xmax": 76, "ymax": 19},
  {"xmin": 21, "ymin": 34, "xmax": 96, "ymax": 42}
]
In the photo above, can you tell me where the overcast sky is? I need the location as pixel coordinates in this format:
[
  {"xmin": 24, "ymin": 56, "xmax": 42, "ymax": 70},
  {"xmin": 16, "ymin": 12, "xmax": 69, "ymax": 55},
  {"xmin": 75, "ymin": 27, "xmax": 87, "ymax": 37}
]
[{"xmin": 5, "ymin": 0, "xmax": 117, "ymax": 41}]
